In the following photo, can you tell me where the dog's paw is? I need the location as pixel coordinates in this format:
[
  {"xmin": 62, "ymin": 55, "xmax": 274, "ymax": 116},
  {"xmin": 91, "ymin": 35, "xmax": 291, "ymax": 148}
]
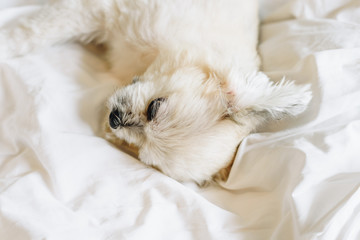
[{"xmin": 212, "ymin": 161, "xmax": 233, "ymax": 183}]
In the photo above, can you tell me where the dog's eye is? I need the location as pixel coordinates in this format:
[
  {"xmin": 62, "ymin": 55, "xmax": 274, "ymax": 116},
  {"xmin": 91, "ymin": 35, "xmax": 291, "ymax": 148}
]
[{"xmin": 147, "ymin": 98, "xmax": 165, "ymax": 121}]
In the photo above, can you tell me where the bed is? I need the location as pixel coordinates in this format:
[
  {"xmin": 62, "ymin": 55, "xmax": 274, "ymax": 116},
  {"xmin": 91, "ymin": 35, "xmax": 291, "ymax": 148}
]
[{"xmin": 1, "ymin": 0, "xmax": 359, "ymax": 239}]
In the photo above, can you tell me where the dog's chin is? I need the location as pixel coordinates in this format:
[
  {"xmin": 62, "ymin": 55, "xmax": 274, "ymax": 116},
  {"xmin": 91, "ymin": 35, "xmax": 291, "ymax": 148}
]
[{"xmin": 137, "ymin": 119, "xmax": 247, "ymax": 185}]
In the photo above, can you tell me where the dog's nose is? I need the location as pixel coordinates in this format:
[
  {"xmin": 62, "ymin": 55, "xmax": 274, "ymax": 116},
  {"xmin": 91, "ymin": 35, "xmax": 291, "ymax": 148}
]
[{"xmin": 109, "ymin": 110, "xmax": 122, "ymax": 129}]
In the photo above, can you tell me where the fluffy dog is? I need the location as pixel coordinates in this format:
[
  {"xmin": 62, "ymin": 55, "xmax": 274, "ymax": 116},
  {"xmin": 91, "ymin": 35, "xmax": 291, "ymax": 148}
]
[{"xmin": 0, "ymin": 0, "xmax": 311, "ymax": 185}]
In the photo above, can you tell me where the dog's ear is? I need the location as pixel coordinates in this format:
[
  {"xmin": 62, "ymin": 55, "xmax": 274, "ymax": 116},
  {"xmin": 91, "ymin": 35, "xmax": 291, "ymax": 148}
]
[{"xmin": 215, "ymin": 71, "xmax": 312, "ymax": 128}]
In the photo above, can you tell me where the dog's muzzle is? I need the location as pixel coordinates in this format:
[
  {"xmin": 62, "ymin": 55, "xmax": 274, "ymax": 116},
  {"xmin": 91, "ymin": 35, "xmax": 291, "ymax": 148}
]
[{"xmin": 109, "ymin": 110, "xmax": 121, "ymax": 129}]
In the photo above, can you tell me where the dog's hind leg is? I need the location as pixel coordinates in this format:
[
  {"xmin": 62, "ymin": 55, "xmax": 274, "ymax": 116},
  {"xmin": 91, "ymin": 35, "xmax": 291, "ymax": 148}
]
[{"xmin": 0, "ymin": 1, "xmax": 107, "ymax": 59}]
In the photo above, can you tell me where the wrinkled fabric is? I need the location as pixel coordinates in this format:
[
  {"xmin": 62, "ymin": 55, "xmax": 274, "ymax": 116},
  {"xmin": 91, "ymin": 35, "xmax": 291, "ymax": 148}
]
[{"xmin": 1, "ymin": 0, "xmax": 359, "ymax": 239}]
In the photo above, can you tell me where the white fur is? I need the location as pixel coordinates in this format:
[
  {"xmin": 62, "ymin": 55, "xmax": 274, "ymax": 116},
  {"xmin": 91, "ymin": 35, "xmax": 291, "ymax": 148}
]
[{"xmin": 0, "ymin": 0, "xmax": 312, "ymax": 184}]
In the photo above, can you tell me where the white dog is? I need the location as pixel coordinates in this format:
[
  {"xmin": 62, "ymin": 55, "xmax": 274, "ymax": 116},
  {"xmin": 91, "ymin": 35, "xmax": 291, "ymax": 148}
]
[{"xmin": 0, "ymin": 0, "xmax": 311, "ymax": 185}]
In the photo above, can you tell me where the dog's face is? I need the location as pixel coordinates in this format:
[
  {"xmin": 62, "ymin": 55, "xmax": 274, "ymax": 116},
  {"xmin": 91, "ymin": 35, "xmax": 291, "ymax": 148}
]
[
  {"xmin": 106, "ymin": 59, "xmax": 312, "ymax": 184},
  {"xmin": 106, "ymin": 66, "xmax": 247, "ymax": 184}
]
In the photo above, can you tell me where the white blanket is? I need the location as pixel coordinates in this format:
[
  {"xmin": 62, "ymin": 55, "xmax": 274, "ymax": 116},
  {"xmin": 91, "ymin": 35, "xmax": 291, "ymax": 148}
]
[{"xmin": 1, "ymin": 1, "xmax": 359, "ymax": 239}]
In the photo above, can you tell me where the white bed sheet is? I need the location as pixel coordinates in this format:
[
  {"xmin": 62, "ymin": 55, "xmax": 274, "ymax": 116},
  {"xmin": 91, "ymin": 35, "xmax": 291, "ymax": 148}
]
[{"xmin": 1, "ymin": 0, "xmax": 359, "ymax": 239}]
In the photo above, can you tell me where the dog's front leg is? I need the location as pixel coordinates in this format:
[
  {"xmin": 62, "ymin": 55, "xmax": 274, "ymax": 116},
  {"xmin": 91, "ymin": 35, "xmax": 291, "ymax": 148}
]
[{"xmin": 0, "ymin": 1, "xmax": 108, "ymax": 59}]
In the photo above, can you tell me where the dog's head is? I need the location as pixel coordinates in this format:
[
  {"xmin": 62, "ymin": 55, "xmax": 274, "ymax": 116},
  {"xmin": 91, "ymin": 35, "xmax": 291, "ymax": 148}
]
[{"xmin": 106, "ymin": 55, "xmax": 311, "ymax": 184}]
